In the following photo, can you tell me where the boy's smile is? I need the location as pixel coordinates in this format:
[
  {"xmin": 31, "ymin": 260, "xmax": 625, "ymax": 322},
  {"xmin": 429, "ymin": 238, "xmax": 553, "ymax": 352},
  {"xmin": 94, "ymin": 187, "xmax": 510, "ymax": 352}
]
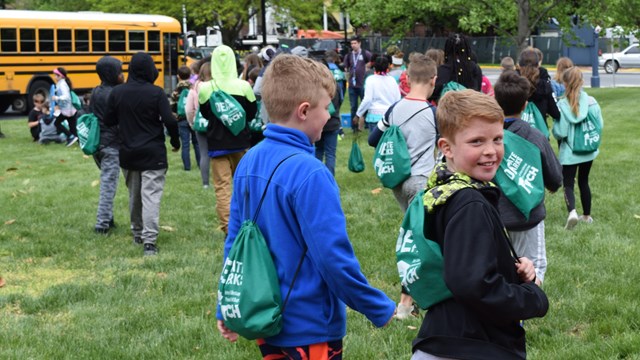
[{"xmin": 440, "ymin": 117, "xmax": 504, "ymax": 182}]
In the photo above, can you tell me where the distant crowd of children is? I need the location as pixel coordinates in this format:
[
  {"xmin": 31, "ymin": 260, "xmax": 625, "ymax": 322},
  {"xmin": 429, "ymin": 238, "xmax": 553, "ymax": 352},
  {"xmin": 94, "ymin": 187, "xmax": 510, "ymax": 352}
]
[{"xmin": 9, "ymin": 33, "xmax": 604, "ymax": 359}]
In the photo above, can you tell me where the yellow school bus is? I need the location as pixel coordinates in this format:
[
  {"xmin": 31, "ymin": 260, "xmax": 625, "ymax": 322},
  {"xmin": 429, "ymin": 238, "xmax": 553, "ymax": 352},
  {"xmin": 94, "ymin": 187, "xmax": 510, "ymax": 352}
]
[{"xmin": 0, "ymin": 10, "xmax": 183, "ymax": 114}]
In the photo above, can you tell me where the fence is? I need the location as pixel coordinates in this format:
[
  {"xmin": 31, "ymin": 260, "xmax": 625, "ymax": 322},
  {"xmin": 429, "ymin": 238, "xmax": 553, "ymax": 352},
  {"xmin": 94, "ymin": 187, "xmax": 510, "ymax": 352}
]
[{"xmin": 279, "ymin": 35, "xmax": 636, "ymax": 66}]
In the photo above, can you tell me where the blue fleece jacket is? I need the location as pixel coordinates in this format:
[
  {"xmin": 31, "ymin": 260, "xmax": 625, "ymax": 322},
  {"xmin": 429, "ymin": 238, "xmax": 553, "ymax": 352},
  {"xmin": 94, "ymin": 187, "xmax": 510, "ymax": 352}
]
[{"xmin": 217, "ymin": 124, "xmax": 395, "ymax": 347}]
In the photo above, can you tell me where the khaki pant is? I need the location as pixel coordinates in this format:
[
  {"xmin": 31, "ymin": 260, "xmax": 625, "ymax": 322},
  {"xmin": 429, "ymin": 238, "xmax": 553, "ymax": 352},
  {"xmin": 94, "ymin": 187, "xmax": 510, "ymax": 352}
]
[{"xmin": 211, "ymin": 150, "xmax": 247, "ymax": 234}]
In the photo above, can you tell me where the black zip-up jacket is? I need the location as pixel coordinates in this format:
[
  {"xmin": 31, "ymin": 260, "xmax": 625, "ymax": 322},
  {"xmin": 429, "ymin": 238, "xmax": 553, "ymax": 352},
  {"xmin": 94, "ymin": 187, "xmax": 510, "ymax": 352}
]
[
  {"xmin": 413, "ymin": 187, "xmax": 549, "ymax": 359},
  {"xmin": 104, "ymin": 52, "xmax": 180, "ymax": 170}
]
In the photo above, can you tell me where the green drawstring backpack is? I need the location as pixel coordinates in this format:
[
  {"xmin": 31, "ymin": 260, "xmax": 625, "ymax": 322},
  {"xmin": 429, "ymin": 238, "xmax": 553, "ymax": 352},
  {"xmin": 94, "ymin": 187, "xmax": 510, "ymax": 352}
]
[
  {"xmin": 192, "ymin": 109, "xmax": 209, "ymax": 133},
  {"xmin": 396, "ymin": 190, "xmax": 453, "ymax": 310},
  {"xmin": 440, "ymin": 81, "xmax": 466, "ymax": 98},
  {"xmin": 208, "ymin": 81, "xmax": 246, "ymax": 136},
  {"xmin": 218, "ymin": 154, "xmax": 306, "ymax": 340},
  {"xmin": 570, "ymin": 105, "xmax": 602, "ymax": 154},
  {"xmin": 493, "ymin": 129, "xmax": 545, "ymax": 219},
  {"xmin": 76, "ymin": 113, "xmax": 100, "ymax": 155},
  {"xmin": 348, "ymin": 137, "xmax": 365, "ymax": 173},
  {"xmin": 521, "ymin": 102, "xmax": 550, "ymax": 138}
]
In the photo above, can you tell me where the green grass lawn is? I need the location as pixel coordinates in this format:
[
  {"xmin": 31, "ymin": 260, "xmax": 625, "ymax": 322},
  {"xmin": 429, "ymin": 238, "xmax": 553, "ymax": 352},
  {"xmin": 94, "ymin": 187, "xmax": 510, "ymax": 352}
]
[{"xmin": 1, "ymin": 88, "xmax": 640, "ymax": 359}]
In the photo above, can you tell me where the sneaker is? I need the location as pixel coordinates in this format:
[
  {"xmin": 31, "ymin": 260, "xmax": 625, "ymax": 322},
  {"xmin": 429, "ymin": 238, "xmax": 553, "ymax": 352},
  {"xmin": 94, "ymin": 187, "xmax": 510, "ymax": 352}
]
[
  {"xmin": 143, "ymin": 243, "xmax": 158, "ymax": 256},
  {"xmin": 565, "ymin": 209, "xmax": 579, "ymax": 230},
  {"xmin": 395, "ymin": 303, "xmax": 419, "ymax": 320},
  {"xmin": 580, "ymin": 215, "xmax": 594, "ymax": 224},
  {"xmin": 94, "ymin": 227, "xmax": 109, "ymax": 235},
  {"xmin": 203, "ymin": 184, "xmax": 210, "ymax": 189},
  {"xmin": 133, "ymin": 236, "xmax": 143, "ymax": 245},
  {"xmin": 66, "ymin": 135, "xmax": 78, "ymax": 147},
  {"xmin": 108, "ymin": 219, "xmax": 117, "ymax": 229}
]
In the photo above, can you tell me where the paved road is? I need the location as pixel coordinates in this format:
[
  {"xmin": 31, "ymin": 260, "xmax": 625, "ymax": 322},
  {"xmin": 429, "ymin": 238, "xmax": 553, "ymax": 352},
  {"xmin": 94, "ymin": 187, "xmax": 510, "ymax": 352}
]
[
  {"xmin": 2, "ymin": 68, "xmax": 639, "ymax": 121},
  {"xmin": 483, "ymin": 68, "xmax": 640, "ymax": 88}
]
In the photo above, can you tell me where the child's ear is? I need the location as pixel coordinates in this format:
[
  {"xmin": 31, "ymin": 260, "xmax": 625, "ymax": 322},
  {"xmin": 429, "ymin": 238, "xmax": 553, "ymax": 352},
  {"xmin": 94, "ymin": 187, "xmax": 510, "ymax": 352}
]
[
  {"xmin": 521, "ymin": 100, "xmax": 528, "ymax": 113},
  {"xmin": 431, "ymin": 75, "xmax": 437, "ymax": 87},
  {"xmin": 438, "ymin": 137, "xmax": 452, "ymax": 158},
  {"xmin": 296, "ymin": 101, "xmax": 311, "ymax": 121}
]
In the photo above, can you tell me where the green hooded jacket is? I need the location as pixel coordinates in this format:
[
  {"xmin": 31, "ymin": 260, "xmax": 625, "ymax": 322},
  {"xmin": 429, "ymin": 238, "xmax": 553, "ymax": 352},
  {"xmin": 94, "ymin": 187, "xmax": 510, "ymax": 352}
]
[
  {"xmin": 199, "ymin": 45, "xmax": 256, "ymax": 103},
  {"xmin": 553, "ymin": 91, "xmax": 603, "ymax": 165},
  {"xmin": 198, "ymin": 45, "xmax": 257, "ymax": 151}
]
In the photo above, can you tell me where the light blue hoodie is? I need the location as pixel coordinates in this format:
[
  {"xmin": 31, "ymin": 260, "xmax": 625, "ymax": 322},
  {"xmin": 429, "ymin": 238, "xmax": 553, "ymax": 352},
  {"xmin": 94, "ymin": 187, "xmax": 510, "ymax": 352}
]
[{"xmin": 553, "ymin": 91, "xmax": 603, "ymax": 165}]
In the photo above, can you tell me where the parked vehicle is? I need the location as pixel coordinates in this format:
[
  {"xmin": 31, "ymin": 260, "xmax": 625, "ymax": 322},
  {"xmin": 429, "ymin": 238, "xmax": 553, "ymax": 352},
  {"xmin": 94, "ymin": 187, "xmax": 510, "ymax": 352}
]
[
  {"xmin": 308, "ymin": 39, "xmax": 347, "ymax": 60},
  {"xmin": 599, "ymin": 43, "xmax": 640, "ymax": 73}
]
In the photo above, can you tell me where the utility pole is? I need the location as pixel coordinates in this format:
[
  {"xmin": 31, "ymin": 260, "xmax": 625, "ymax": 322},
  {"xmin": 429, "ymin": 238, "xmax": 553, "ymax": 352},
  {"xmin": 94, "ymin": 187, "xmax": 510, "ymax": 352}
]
[
  {"xmin": 261, "ymin": 0, "xmax": 267, "ymax": 47},
  {"xmin": 591, "ymin": 26, "xmax": 601, "ymax": 88}
]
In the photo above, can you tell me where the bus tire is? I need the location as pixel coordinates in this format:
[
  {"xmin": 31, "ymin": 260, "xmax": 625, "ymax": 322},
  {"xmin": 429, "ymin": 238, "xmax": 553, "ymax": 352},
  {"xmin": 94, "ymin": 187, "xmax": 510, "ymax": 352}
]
[
  {"xmin": 27, "ymin": 79, "xmax": 52, "ymax": 114},
  {"xmin": 12, "ymin": 96, "xmax": 28, "ymax": 114},
  {"xmin": 0, "ymin": 98, "xmax": 11, "ymax": 114}
]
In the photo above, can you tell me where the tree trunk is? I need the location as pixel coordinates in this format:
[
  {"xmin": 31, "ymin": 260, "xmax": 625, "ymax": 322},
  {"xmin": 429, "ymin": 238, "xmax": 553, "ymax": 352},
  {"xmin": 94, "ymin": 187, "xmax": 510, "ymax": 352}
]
[{"xmin": 516, "ymin": 0, "xmax": 530, "ymax": 54}]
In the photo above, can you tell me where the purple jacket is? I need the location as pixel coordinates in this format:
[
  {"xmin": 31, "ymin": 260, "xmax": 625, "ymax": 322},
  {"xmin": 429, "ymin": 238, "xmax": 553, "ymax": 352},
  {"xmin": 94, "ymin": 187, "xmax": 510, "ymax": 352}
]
[{"xmin": 343, "ymin": 49, "xmax": 371, "ymax": 88}]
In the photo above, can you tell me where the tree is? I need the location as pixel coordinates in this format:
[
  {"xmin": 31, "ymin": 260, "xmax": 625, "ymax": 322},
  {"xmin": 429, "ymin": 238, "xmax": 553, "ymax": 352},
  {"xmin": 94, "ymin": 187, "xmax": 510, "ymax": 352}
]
[
  {"xmin": 348, "ymin": 0, "xmax": 623, "ymax": 53},
  {"xmin": 18, "ymin": 0, "xmax": 326, "ymax": 48}
]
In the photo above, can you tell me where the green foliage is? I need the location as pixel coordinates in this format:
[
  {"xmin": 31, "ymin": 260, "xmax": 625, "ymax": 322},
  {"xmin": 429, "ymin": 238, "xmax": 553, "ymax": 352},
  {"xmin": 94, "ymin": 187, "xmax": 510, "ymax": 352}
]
[
  {"xmin": 1, "ymin": 88, "xmax": 640, "ymax": 358},
  {"xmin": 14, "ymin": 0, "xmax": 326, "ymax": 48},
  {"xmin": 348, "ymin": 0, "xmax": 638, "ymax": 51}
]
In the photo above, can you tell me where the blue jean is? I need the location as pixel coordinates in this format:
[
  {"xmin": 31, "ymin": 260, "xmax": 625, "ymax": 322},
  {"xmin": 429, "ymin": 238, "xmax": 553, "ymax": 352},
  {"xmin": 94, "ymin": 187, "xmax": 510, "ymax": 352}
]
[
  {"xmin": 348, "ymin": 86, "xmax": 365, "ymax": 128},
  {"xmin": 178, "ymin": 120, "xmax": 200, "ymax": 170},
  {"xmin": 315, "ymin": 129, "xmax": 339, "ymax": 176}
]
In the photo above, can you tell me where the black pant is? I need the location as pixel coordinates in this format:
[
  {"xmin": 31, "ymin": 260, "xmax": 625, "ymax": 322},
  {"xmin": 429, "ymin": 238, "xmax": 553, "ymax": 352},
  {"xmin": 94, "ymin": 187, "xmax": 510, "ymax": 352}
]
[
  {"xmin": 55, "ymin": 113, "xmax": 77, "ymax": 137},
  {"xmin": 562, "ymin": 161, "xmax": 593, "ymax": 215}
]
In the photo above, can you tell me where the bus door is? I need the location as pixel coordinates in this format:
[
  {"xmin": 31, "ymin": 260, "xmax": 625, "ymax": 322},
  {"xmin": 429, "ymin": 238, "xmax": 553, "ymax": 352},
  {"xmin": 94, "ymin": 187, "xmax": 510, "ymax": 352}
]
[{"xmin": 163, "ymin": 33, "xmax": 180, "ymax": 94}]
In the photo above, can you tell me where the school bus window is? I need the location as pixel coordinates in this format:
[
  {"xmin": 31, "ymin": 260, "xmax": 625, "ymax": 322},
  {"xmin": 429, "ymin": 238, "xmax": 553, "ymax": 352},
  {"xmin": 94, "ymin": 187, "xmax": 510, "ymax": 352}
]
[
  {"xmin": 129, "ymin": 30, "xmax": 145, "ymax": 51},
  {"xmin": 108, "ymin": 30, "xmax": 125, "ymax": 52},
  {"xmin": 20, "ymin": 28, "xmax": 36, "ymax": 52},
  {"xmin": 148, "ymin": 30, "xmax": 160, "ymax": 52},
  {"xmin": 92, "ymin": 29, "xmax": 106, "ymax": 52},
  {"xmin": 58, "ymin": 29, "xmax": 72, "ymax": 52},
  {"xmin": 75, "ymin": 29, "xmax": 89, "ymax": 52},
  {"xmin": 1, "ymin": 28, "xmax": 17, "ymax": 52},
  {"xmin": 39, "ymin": 29, "xmax": 54, "ymax": 52}
]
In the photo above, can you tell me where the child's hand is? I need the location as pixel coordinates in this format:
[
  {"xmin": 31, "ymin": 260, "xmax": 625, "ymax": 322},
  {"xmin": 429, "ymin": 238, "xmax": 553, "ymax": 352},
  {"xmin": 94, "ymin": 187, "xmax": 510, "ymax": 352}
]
[
  {"xmin": 515, "ymin": 257, "xmax": 536, "ymax": 283},
  {"xmin": 217, "ymin": 320, "xmax": 239, "ymax": 342}
]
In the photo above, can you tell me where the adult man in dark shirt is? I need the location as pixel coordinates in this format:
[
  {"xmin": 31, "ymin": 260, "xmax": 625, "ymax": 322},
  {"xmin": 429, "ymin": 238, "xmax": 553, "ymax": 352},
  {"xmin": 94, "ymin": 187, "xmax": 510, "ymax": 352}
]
[{"xmin": 342, "ymin": 36, "xmax": 371, "ymax": 131}]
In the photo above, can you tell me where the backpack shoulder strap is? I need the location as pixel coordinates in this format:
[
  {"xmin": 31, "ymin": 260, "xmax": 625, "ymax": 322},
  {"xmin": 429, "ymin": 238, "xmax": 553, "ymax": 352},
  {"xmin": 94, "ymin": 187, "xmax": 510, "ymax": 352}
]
[
  {"xmin": 382, "ymin": 100, "xmax": 400, "ymax": 127},
  {"xmin": 410, "ymin": 104, "xmax": 438, "ymax": 166},
  {"xmin": 398, "ymin": 104, "xmax": 431, "ymax": 127},
  {"xmin": 252, "ymin": 153, "xmax": 299, "ymax": 221},
  {"xmin": 248, "ymin": 152, "xmax": 307, "ymax": 313}
]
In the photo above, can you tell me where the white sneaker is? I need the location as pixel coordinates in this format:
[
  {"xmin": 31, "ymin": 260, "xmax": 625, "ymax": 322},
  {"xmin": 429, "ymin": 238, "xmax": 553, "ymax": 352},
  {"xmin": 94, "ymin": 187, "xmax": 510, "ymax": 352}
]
[
  {"xmin": 565, "ymin": 210, "xmax": 579, "ymax": 230},
  {"xmin": 580, "ymin": 215, "xmax": 594, "ymax": 224}
]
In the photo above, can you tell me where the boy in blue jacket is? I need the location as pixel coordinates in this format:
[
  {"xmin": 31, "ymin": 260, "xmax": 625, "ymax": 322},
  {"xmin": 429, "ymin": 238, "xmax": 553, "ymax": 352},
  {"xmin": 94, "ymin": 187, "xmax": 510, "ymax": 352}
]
[
  {"xmin": 217, "ymin": 55, "xmax": 395, "ymax": 358},
  {"xmin": 411, "ymin": 90, "xmax": 548, "ymax": 360}
]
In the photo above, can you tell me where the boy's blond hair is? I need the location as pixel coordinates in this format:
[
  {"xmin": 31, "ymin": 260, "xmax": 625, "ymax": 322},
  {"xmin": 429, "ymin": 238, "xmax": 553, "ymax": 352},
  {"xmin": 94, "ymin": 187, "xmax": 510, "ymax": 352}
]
[
  {"xmin": 437, "ymin": 90, "xmax": 504, "ymax": 141},
  {"xmin": 261, "ymin": 55, "xmax": 335, "ymax": 122},
  {"xmin": 407, "ymin": 55, "xmax": 436, "ymax": 84}
]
